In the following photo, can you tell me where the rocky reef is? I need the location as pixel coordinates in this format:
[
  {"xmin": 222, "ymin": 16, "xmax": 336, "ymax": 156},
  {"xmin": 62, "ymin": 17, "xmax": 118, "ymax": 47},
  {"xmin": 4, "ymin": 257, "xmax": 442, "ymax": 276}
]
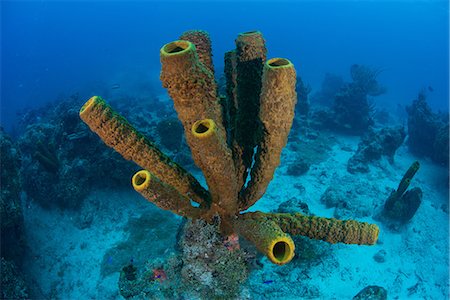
[
  {"xmin": 310, "ymin": 64, "xmax": 386, "ymax": 134},
  {"xmin": 17, "ymin": 95, "xmax": 165, "ymax": 209},
  {"xmin": 117, "ymin": 219, "xmax": 249, "ymax": 299},
  {"xmin": 353, "ymin": 285, "xmax": 388, "ymax": 300},
  {"xmin": 0, "ymin": 128, "xmax": 29, "ymax": 298},
  {"xmin": 1, "ymin": 258, "xmax": 29, "ymax": 299},
  {"xmin": 406, "ymin": 91, "xmax": 449, "ymax": 166},
  {"xmin": 347, "ymin": 126, "xmax": 406, "ymax": 174}
]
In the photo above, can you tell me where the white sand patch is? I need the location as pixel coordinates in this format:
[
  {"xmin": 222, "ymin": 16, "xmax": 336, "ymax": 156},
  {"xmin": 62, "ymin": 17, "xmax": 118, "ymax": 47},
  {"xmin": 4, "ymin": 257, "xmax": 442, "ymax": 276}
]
[
  {"xmin": 22, "ymin": 189, "xmax": 151, "ymax": 299},
  {"xmin": 21, "ymin": 133, "xmax": 448, "ymax": 299},
  {"xmin": 248, "ymin": 133, "xmax": 449, "ymax": 299}
]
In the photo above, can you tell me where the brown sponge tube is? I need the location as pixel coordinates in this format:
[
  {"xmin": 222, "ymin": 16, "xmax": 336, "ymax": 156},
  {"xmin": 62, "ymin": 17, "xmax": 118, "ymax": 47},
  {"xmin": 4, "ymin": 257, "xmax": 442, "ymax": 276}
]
[
  {"xmin": 79, "ymin": 96, "xmax": 210, "ymax": 207},
  {"xmin": 240, "ymin": 58, "xmax": 297, "ymax": 210},
  {"xmin": 132, "ymin": 170, "xmax": 206, "ymax": 218},
  {"xmin": 190, "ymin": 119, "xmax": 238, "ymax": 215},
  {"xmin": 247, "ymin": 212, "xmax": 379, "ymax": 246},
  {"xmin": 160, "ymin": 40, "xmax": 223, "ymax": 131},
  {"xmin": 180, "ymin": 30, "xmax": 214, "ymax": 74},
  {"xmin": 234, "ymin": 214, "xmax": 295, "ymax": 265}
]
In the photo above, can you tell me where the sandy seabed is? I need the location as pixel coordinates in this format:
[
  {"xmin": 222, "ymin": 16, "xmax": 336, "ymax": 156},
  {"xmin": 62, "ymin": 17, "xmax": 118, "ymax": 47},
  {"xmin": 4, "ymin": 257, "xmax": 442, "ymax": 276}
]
[{"xmin": 22, "ymin": 134, "xmax": 449, "ymax": 299}]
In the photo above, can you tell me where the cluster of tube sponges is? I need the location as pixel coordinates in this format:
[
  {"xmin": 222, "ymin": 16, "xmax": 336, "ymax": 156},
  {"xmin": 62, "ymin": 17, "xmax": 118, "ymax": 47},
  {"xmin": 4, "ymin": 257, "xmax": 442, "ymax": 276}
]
[{"xmin": 80, "ymin": 30, "xmax": 379, "ymax": 265}]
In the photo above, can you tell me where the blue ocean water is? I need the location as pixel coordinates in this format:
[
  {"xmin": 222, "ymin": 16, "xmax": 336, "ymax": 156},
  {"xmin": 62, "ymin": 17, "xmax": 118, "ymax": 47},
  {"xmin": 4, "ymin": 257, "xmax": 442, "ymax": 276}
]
[
  {"xmin": 1, "ymin": 0, "xmax": 449, "ymax": 299},
  {"xmin": 1, "ymin": 0, "xmax": 448, "ymax": 133}
]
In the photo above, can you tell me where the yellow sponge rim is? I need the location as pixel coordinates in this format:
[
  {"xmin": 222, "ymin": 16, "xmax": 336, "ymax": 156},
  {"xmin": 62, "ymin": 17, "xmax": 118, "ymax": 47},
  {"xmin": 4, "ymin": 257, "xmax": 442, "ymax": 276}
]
[
  {"xmin": 132, "ymin": 170, "xmax": 151, "ymax": 192},
  {"xmin": 80, "ymin": 95, "xmax": 100, "ymax": 116},
  {"xmin": 160, "ymin": 40, "xmax": 194, "ymax": 56},
  {"xmin": 268, "ymin": 236, "xmax": 295, "ymax": 265},
  {"xmin": 266, "ymin": 58, "xmax": 293, "ymax": 69},
  {"xmin": 239, "ymin": 30, "xmax": 262, "ymax": 36},
  {"xmin": 191, "ymin": 119, "xmax": 216, "ymax": 139}
]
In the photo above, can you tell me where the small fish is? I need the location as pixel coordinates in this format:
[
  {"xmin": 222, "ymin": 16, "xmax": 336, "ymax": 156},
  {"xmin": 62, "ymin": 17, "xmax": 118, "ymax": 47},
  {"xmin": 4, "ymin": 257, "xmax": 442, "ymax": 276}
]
[
  {"xmin": 111, "ymin": 83, "xmax": 121, "ymax": 89},
  {"xmin": 263, "ymin": 280, "xmax": 274, "ymax": 284},
  {"xmin": 428, "ymin": 86, "xmax": 434, "ymax": 92},
  {"xmin": 153, "ymin": 268, "xmax": 167, "ymax": 282},
  {"xmin": 107, "ymin": 256, "xmax": 113, "ymax": 265}
]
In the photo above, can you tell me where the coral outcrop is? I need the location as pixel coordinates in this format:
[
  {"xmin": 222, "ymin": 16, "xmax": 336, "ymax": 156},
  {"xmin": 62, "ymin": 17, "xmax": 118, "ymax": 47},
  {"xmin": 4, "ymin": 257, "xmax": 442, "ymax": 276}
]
[
  {"xmin": 0, "ymin": 129, "xmax": 29, "ymax": 299},
  {"xmin": 406, "ymin": 91, "xmax": 449, "ymax": 166},
  {"xmin": 353, "ymin": 285, "xmax": 388, "ymax": 300},
  {"xmin": 310, "ymin": 65, "xmax": 385, "ymax": 134},
  {"xmin": 1, "ymin": 258, "xmax": 29, "ymax": 299},
  {"xmin": 117, "ymin": 220, "xmax": 249, "ymax": 299},
  {"xmin": 0, "ymin": 128, "xmax": 25, "ymax": 262},
  {"xmin": 80, "ymin": 30, "xmax": 379, "ymax": 266},
  {"xmin": 347, "ymin": 126, "xmax": 406, "ymax": 174},
  {"xmin": 18, "ymin": 97, "xmax": 138, "ymax": 209}
]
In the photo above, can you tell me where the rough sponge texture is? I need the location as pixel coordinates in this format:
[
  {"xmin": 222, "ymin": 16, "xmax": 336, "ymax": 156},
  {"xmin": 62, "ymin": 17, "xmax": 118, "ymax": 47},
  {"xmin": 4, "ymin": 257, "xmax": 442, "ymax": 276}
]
[
  {"xmin": 79, "ymin": 96, "xmax": 210, "ymax": 207},
  {"xmin": 190, "ymin": 119, "xmax": 238, "ymax": 216},
  {"xmin": 241, "ymin": 58, "xmax": 297, "ymax": 210},
  {"xmin": 80, "ymin": 30, "xmax": 380, "ymax": 266},
  {"xmin": 160, "ymin": 41, "xmax": 237, "ymax": 218},
  {"xmin": 234, "ymin": 213, "xmax": 295, "ymax": 265},
  {"xmin": 180, "ymin": 30, "xmax": 214, "ymax": 74},
  {"xmin": 245, "ymin": 212, "xmax": 379, "ymax": 245},
  {"xmin": 160, "ymin": 40, "xmax": 223, "ymax": 131},
  {"xmin": 132, "ymin": 170, "xmax": 205, "ymax": 218}
]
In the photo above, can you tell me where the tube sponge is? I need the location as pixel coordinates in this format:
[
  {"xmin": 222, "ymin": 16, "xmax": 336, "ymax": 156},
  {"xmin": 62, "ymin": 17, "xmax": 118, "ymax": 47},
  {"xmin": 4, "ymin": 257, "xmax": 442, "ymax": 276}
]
[
  {"xmin": 395, "ymin": 161, "xmax": 420, "ymax": 197},
  {"xmin": 234, "ymin": 214, "xmax": 295, "ymax": 265},
  {"xmin": 132, "ymin": 170, "xmax": 205, "ymax": 218},
  {"xmin": 241, "ymin": 58, "xmax": 297, "ymax": 210},
  {"xmin": 160, "ymin": 40, "xmax": 223, "ymax": 130},
  {"xmin": 79, "ymin": 96, "xmax": 210, "ymax": 207},
  {"xmin": 180, "ymin": 30, "xmax": 214, "ymax": 74},
  {"xmin": 252, "ymin": 212, "xmax": 379, "ymax": 245},
  {"xmin": 240, "ymin": 212, "xmax": 380, "ymax": 245},
  {"xmin": 234, "ymin": 31, "xmax": 267, "ymax": 184},
  {"xmin": 190, "ymin": 119, "xmax": 238, "ymax": 215},
  {"xmin": 383, "ymin": 160, "xmax": 421, "ymax": 222}
]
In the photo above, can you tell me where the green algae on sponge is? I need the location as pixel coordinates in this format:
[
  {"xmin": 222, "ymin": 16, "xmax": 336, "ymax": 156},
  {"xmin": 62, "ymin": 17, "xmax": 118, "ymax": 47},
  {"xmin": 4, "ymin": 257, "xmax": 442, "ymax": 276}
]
[
  {"xmin": 240, "ymin": 58, "xmax": 297, "ymax": 210},
  {"xmin": 234, "ymin": 214, "xmax": 295, "ymax": 265},
  {"xmin": 79, "ymin": 96, "xmax": 210, "ymax": 207}
]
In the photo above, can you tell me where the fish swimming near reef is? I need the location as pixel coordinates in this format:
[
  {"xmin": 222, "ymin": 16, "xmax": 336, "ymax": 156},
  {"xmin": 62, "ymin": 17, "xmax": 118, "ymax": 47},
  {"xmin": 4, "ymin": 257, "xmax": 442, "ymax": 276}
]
[
  {"xmin": 111, "ymin": 83, "xmax": 121, "ymax": 89},
  {"xmin": 153, "ymin": 268, "xmax": 167, "ymax": 282}
]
